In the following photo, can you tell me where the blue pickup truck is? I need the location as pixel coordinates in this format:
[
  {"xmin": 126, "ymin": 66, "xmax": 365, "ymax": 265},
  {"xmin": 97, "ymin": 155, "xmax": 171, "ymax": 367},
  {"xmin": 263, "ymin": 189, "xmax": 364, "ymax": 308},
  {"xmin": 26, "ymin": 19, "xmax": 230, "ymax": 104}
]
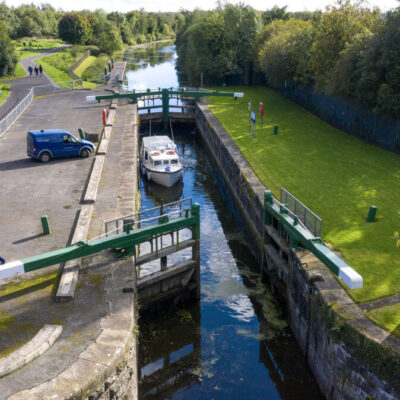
[{"xmin": 27, "ymin": 129, "xmax": 95, "ymax": 162}]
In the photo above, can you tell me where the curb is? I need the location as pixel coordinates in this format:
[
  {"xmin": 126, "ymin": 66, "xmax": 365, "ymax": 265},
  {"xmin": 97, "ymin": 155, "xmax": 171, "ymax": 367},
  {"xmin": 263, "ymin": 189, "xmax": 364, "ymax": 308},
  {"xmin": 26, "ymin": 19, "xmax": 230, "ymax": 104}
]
[
  {"xmin": 0, "ymin": 325, "xmax": 63, "ymax": 378},
  {"xmin": 55, "ymin": 99, "xmax": 118, "ymax": 301}
]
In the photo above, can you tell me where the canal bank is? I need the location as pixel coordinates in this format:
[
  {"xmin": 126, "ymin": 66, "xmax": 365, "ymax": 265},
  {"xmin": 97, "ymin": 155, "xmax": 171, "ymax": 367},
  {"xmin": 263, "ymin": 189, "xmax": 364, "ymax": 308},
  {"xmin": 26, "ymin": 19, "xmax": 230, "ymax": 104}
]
[{"xmin": 196, "ymin": 103, "xmax": 400, "ymax": 399}]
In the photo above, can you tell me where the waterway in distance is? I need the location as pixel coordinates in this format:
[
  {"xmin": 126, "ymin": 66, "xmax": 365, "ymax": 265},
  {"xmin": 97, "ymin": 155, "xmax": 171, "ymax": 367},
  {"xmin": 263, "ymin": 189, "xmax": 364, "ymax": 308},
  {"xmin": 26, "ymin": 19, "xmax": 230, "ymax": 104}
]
[{"xmin": 123, "ymin": 41, "xmax": 324, "ymax": 399}]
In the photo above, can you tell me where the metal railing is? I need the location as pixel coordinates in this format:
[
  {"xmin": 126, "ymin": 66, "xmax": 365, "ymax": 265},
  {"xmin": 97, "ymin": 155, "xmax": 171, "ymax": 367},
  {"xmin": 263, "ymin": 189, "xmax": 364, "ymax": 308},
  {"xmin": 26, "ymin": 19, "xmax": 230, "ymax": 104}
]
[
  {"xmin": 68, "ymin": 50, "xmax": 90, "ymax": 78},
  {"xmin": 0, "ymin": 80, "xmax": 83, "ymax": 137},
  {"xmin": 280, "ymin": 187, "xmax": 322, "ymax": 237},
  {"xmin": 104, "ymin": 198, "xmax": 193, "ymax": 238}
]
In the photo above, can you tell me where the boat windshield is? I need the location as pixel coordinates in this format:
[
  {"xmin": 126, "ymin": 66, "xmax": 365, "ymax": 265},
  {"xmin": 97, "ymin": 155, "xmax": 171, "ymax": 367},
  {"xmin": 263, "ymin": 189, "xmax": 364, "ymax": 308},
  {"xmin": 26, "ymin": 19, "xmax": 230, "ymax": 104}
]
[
  {"xmin": 154, "ymin": 160, "xmax": 161, "ymax": 166},
  {"xmin": 171, "ymin": 159, "xmax": 178, "ymax": 164},
  {"xmin": 163, "ymin": 160, "xmax": 169, "ymax": 165}
]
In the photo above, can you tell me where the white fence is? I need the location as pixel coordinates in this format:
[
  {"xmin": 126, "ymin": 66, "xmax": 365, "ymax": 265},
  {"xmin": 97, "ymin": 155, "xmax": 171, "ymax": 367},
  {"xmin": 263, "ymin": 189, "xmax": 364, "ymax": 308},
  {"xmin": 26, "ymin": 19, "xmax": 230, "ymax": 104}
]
[{"xmin": 0, "ymin": 80, "xmax": 82, "ymax": 138}]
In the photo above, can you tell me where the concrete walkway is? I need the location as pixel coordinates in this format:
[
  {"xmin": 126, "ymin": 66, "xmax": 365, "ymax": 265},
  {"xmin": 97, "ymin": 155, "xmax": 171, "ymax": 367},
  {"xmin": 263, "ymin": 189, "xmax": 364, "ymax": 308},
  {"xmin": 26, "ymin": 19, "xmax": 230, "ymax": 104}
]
[{"xmin": 0, "ymin": 45, "xmax": 70, "ymax": 121}]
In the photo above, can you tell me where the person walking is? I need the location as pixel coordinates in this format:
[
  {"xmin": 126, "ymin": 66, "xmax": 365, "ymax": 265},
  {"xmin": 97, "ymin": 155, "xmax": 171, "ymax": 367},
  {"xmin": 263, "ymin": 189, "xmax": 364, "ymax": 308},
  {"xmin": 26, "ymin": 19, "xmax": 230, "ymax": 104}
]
[
  {"xmin": 39, "ymin": 64, "xmax": 43, "ymax": 76},
  {"xmin": 28, "ymin": 65, "xmax": 33, "ymax": 77},
  {"xmin": 34, "ymin": 65, "xmax": 39, "ymax": 76}
]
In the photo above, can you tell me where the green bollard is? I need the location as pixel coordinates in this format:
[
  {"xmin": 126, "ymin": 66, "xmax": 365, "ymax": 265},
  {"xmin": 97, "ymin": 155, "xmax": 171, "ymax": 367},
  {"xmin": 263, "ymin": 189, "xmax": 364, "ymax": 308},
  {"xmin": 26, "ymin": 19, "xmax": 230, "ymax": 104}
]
[
  {"xmin": 41, "ymin": 215, "xmax": 51, "ymax": 235},
  {"xmin": 78, "ymin": 128, "xmax": 84, "ymax": 139},
  {"xmin": 366, "ymin": 206, "xmax": 377, "ymax": 222},
  {"xmin": 273, "ymin": 125, "xmax": 279, "ymax": 135}
]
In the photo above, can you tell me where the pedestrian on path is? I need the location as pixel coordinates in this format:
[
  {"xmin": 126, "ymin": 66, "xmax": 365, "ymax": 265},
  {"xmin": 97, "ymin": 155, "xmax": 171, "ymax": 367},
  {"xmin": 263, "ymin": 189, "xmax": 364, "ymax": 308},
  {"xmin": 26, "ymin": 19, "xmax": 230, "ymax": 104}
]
[
  {"xmin": 34, "ymin": 66, "xmax": 39, "ymax": 76},
  {"xmin": 39, "ymin": 64, "xmax": 43, "ymax": 76},
  {"xmin": 28, "ymin": 65, "xmax": 33, "ymax": 77}
]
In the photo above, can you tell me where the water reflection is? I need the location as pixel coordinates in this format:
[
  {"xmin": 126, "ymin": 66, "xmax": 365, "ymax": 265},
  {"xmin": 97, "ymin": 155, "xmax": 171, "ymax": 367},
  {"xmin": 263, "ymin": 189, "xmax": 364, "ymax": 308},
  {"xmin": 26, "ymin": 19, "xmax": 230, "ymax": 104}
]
[
  {"xmin": 139, "ymin": 303, "xmax": 202, "ymax": 399},
  {"xmin": 142, "ymin": 179, "xmax": 183, "ymax": 205},
  {"xmin": 123, "ymin": 42, "xmax": 178, "ymax": 91}
]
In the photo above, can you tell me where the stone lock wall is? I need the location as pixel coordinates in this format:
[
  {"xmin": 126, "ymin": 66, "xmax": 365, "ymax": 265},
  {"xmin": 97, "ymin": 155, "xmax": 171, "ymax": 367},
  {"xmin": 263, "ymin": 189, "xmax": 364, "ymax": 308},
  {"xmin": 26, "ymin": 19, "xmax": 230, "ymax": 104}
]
[{"xmin": 196, "ymin": 104, "xmax": 400, "ymax": 400}]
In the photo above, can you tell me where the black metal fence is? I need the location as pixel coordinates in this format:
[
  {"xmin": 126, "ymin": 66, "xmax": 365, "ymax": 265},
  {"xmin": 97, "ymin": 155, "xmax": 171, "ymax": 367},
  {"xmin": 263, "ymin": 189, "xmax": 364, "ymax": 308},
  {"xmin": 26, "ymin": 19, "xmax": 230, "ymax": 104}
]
[{"xmin": 276, "ymin": 82, "xmax": 400, "ymax": 153}]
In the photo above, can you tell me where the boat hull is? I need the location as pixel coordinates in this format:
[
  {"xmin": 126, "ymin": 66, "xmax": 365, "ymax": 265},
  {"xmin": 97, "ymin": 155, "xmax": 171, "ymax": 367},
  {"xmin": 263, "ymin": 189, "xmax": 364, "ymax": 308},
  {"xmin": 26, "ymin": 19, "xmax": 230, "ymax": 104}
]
[{"xmin": 143, "ymin": 166, "xmax": 182, "ymax": 187}]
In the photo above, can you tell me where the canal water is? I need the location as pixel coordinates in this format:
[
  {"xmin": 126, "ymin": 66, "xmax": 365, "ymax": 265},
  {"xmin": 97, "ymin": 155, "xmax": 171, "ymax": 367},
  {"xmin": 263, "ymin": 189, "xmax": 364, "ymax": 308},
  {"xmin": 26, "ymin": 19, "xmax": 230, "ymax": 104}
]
[{"xmin": 123, "ymin": 42, "xmax": 323, "ymax": 399}]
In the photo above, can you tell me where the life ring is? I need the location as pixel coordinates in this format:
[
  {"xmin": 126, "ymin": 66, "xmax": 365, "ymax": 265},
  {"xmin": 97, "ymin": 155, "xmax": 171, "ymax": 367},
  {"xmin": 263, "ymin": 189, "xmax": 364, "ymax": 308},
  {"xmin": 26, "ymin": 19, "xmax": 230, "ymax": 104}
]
[
  {"xmin": 151, "ymin": 152, "xmax": 160, "ymax": 156},
  {"xmin": 167, "ymin": 151, "xmax": 175, "ymax": 155}
]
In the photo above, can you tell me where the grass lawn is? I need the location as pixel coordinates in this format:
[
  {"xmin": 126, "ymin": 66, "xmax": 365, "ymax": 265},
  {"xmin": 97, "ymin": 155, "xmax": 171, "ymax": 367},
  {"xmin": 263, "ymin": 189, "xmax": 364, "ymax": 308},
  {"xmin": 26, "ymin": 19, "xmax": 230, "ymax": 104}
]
[
  {"xmin": 0, "ymin": 84, "xmax": 11, "ymax": 105},
  {"xmin": 366, "ymin": 303, "xmax": 400, "ymax": 339},
  {"xmin": 35, "ymin": 51, "xmax": 71, "ymax": 84},
  {"xmin": 74, "ymin": 56, "xmax": 96, "ymax": 77},
  {"xmin": 74, "ymin": 56, "xmax": 98, "ymax": 88},
  {"xmin": 208, "ymin": 86, "xmax": 400, "ymax": 308},
  {"xmin": 13, "ymin": 37, "xmax": 65, "ymax": 51},
  {"xmin": 36, "ymin": 50, "xmax": 97, "ymax": 88}
]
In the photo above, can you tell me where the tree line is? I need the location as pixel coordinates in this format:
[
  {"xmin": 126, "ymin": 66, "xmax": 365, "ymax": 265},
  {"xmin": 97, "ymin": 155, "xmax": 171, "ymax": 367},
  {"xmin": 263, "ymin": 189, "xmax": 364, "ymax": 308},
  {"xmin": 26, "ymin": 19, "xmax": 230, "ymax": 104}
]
[
  {"xmin": 176, "ymin": 1, "xmax": 400, "ymax": 118},
  {"xmin": 0, "ymin": 4, "xmax": 185, "ymax": 76}
]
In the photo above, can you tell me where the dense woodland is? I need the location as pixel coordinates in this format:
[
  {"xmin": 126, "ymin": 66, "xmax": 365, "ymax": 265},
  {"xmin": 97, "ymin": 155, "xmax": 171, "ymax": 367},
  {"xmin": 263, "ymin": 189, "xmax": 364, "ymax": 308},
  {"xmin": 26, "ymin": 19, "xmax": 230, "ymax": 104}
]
[
  {"xmin": 0, "ymin": 4, "xmax": 184, "ymax": 75},
  {"xmin": 0, "ymin": 1, "xmax": 399, "ymax": 118},
  {"xmin": 176, "ymin": 1, "xmax": 400, "ymax": 118}
]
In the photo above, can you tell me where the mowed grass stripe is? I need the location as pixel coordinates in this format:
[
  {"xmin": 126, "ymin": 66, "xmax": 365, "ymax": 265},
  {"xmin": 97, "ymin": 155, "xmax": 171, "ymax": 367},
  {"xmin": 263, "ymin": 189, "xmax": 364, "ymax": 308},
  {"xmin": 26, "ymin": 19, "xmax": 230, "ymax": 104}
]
[
  {"xmin": 209, "ymin": 86, "xmax": 400, "ymax": 304},
  {"xmin": 74, "ymin": 56, "xmax": 96, "ymax": 77}
]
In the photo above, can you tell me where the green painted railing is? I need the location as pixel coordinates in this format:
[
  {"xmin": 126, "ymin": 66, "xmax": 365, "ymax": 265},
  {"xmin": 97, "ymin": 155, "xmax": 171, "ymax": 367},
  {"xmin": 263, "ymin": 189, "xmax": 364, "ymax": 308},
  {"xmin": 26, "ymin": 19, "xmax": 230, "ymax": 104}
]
[
  {"xmin": 87, "ymin": 88, "xmax": 243, "ymax": 124},
  {"xmin": 264, "ymin": 190, "xmax": 362, "ymax": 289},
  {"xmin": 0, "ymin": 203, "xmax": 200, "ymax": 280}
]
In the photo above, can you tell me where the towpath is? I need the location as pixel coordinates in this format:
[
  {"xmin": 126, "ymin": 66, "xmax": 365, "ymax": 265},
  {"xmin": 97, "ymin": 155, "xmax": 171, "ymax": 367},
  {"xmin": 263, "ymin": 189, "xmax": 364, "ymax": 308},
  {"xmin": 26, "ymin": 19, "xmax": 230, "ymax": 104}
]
[{"xmin": 0, "ymin": 45, "xmax": 70, "ymax": 121}]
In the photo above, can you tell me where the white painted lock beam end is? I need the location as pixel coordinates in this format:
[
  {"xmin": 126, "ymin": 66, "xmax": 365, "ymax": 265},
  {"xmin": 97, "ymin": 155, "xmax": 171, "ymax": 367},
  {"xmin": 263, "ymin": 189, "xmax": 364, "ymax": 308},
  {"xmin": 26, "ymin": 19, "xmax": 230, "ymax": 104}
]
[
  {"xmin": 338, "ymin": 267, "xmax": 363, "ymax": 289},
  {"xmin": 0, "ymin": 260, "xmax": 25, "ymax": 280}
]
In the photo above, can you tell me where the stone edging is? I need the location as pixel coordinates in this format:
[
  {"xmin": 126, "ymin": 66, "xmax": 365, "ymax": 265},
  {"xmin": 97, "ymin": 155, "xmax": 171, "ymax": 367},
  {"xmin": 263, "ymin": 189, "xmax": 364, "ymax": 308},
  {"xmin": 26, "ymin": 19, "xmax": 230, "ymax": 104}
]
[
  {"xmin": 55, "ymin": 99, "xmax": 117, "ymax": 301},
  {"xmin": 0, "ymin": 325, "xmax": 63, "ymax": 378}
]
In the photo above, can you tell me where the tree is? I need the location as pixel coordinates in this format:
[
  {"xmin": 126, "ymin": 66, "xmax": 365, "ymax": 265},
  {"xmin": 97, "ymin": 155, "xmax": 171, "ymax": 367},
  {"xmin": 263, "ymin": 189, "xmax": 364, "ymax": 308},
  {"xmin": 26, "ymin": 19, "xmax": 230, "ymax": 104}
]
[
  {"xmin": 309, "ymin": 0, "xmax": 380, "ymax": 90},
  {"xmin": 258, "ymin": 19, "xmax": 314, "ymax": 86},
  {"xmin": 262, "ymin": 6, "xmax": 289, "ymax": 25},
  {"xmin": 176, "ymin": 5, "xmax": 261, "ymax": 84},
  {"xmin": 96, "ymin": 21, "xmax": 122, "ymax": 55},
  {"xmin": 325, "ymin": 31, "xmax": 372, "ymax": 99},
  {"xmin": 58, "ymin": 12, "xmax": 93, "ymax": 44},
  {"xmin": 373, "ymin": 9, "xmax": 400, "ymax": 117},
  {"xmin": 0, "ymin": 22, "xmax": 17, "ymax": 77}
]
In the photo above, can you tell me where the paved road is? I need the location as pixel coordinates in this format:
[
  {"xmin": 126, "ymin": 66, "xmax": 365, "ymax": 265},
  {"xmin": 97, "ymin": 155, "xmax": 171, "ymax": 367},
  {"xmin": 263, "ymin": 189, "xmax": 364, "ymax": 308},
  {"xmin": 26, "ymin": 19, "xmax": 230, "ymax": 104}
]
[
  {"xmin": 0, "ymin": 89, "xmax": 108, "ymax": 262},
  {"xmin": 0, "ymin": 46, "xmax": 70, "ymax": 121}
]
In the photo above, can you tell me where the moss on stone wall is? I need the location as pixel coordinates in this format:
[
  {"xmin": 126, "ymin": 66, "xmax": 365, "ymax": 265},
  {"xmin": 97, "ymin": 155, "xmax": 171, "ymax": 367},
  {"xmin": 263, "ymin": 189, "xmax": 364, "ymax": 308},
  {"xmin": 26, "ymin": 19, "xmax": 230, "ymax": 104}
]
[{"xmin": 311, "ymin": 296, "xmax": 400, "ymax": 393}]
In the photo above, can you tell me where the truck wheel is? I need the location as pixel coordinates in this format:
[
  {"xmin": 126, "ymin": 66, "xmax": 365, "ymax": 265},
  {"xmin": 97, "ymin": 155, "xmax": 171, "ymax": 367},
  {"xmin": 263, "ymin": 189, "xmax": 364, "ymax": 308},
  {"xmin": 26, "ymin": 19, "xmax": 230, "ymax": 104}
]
[
  {"xmin": 39, "ymin": 152, "xmax": 51, "ymax": 162},
  {"xmin": 80, "ymin": 148, "xmax": 90, "ymax": 158}
]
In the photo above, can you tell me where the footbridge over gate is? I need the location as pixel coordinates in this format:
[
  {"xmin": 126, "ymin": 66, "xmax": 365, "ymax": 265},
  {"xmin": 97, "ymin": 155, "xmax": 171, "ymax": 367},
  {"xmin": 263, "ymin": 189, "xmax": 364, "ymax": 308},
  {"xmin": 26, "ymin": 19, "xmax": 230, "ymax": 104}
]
[
  {"xmin": 87, "ymin": 87, "xmax": 243, "ymax": 126},
  {"xmin": 0, "ymin": 199, "xmax": 201, "ymax": 309}
]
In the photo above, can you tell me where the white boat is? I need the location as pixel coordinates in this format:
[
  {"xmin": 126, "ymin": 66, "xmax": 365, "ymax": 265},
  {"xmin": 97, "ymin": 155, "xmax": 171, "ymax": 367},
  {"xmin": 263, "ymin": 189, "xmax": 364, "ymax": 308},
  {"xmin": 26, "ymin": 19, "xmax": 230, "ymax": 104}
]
[{"xmin": 139, "ymin": 136, "xmax": 183, "ymax": 187}]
